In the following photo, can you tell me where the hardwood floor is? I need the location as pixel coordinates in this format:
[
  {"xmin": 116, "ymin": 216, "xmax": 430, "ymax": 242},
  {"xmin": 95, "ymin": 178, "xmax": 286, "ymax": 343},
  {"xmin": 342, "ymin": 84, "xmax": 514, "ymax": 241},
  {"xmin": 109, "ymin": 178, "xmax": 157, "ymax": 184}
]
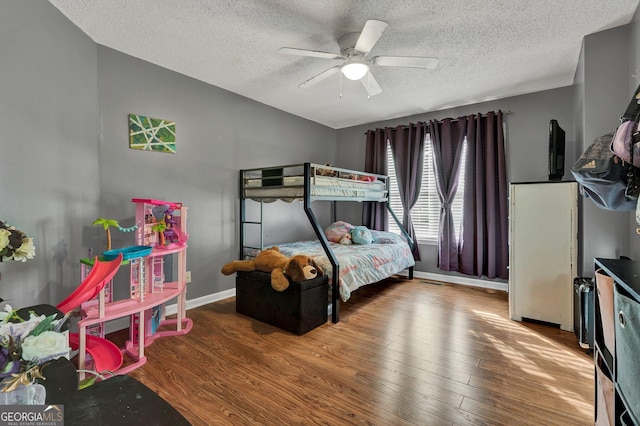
[{"xmin": 118, "ymin": 277, "xmax": 594, "ymax": 425}]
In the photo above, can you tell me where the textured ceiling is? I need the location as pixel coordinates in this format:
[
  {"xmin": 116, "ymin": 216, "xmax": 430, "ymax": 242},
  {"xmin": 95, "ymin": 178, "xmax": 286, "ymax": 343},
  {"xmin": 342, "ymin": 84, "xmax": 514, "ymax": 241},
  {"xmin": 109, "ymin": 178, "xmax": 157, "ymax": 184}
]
[{"xmin": 48, "ymin": 0, "xmax": 639, "ymax": 129}]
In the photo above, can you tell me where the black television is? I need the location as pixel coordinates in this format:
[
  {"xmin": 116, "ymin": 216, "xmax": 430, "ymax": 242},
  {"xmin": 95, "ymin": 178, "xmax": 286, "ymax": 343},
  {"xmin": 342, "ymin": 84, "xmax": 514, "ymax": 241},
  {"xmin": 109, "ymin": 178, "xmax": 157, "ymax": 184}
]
[{"xmin": 548, "ymin": 119, "xmax": 565, "ymax": 181}]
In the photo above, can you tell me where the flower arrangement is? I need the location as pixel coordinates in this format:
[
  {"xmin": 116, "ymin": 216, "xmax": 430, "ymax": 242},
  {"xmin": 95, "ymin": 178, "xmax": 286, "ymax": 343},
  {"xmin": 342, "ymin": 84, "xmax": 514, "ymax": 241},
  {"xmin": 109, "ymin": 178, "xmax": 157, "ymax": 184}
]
[
  {"xmin": 0, "ymin": 305, "xmax": 70, "ymax": 392},
  {"xmin": 0, "ymin": 220, "xmax": 35, "ymax": 262}
]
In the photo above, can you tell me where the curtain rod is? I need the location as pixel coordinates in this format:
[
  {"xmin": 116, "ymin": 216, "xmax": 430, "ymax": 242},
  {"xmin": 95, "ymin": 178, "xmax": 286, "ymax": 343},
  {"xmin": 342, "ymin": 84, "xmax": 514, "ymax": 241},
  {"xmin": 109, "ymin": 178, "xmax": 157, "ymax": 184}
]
[
  {"xmin": 365, "ymin": 110, "xmax": 512, "ymax": 133},
  {"xmin": 439, "ymin": 110, "xmax": 512, "ymax": 125}
]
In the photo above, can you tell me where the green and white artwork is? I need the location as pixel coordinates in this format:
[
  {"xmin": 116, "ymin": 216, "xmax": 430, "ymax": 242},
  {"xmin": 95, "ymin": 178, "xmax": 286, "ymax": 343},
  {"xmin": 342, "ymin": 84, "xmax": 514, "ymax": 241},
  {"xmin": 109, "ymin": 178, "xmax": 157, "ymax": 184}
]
[{"xmin": 129, "ymin": 114, "xmax": 176, "ymax": 153}]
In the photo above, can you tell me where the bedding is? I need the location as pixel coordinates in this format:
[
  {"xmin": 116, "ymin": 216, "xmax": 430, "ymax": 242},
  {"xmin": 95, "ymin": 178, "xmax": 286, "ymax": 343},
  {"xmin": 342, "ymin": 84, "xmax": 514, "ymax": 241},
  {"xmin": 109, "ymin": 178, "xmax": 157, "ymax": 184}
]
[
  {"xmin": 269, "ymin": 230, "xmax": 415, "ymax": 302},
  {"xmin": 242, "ymin": 164, "xmax": 388, "ymax": 203},
  {"xmin": 244, "ymin": 175, "xmax": 387, "ymax": 202}
]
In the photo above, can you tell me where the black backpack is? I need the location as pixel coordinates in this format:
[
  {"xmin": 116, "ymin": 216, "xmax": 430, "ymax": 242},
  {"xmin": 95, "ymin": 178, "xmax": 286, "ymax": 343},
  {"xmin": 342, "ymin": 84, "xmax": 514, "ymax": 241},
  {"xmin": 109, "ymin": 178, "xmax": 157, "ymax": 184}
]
[{"xmin": 571, "ymin": 132, "xmax": 636, "ymax": 211}]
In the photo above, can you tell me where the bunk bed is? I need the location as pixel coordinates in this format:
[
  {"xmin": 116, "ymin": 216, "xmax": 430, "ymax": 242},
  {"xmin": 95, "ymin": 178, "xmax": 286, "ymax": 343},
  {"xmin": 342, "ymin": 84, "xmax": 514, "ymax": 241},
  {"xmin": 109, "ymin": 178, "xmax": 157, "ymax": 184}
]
[{"xmin": 239, "ymin": 163, "xmax": 415, "ymax": 323}]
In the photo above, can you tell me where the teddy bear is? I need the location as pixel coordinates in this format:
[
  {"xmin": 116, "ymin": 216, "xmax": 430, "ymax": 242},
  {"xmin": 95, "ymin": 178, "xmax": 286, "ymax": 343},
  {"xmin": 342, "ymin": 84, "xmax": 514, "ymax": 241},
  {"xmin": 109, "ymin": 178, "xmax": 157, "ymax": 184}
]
[
  {"xmin": 221, "ymin": 246, "xmax": 323, "ymax": 291},
  {"xmin": 338, "ymin": 233, "xmax": 352, "ymax": 245},
  {"xmin": 315, "ymin": 164, "xmax": 337, "ymax": 177}
]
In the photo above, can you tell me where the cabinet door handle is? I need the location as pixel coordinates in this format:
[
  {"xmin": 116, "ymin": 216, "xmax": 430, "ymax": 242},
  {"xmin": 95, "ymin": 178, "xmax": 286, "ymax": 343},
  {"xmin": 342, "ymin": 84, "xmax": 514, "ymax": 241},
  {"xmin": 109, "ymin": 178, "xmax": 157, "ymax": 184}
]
[{"xmin": 618, "ymin": 310, "xmax": 626, "ymax": 329}]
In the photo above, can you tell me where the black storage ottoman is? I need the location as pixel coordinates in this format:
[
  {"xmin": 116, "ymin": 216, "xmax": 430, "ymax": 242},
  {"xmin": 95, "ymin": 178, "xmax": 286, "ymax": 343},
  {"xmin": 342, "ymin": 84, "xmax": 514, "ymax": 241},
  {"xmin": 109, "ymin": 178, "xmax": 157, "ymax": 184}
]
[{"xmin": 236, "ymin": 271, "xmax": 328, "ymax": 335}]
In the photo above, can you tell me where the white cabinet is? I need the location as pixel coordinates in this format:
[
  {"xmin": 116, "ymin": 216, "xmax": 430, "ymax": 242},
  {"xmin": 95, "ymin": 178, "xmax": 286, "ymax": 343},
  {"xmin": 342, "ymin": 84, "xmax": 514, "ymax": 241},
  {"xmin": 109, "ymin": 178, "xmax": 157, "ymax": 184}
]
[{"xmin": 509, "ymin": 182, "xmax": 577, "ymax": 331}]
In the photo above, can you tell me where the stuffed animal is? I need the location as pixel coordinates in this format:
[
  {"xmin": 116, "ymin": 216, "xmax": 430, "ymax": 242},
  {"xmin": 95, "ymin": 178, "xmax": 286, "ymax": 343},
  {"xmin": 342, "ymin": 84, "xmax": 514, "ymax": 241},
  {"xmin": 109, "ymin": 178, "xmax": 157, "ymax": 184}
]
[
  {"xmin": 315, "ymin": 164, "xmax": 337, "ymax": 177},
  {"xmin": 221, "ymin": 246, "xmax": 323, "ymax": 291},
  {"xmin": 338, "ymin": 233, "xmax": 352, "ymax": 245},
  {"xmin": 324, "ymin": 221, "xmax": 354, "ymax": 243},
  {"xmin": 351, "ymin": 226, "xmax": 373, "ymax": 244}
]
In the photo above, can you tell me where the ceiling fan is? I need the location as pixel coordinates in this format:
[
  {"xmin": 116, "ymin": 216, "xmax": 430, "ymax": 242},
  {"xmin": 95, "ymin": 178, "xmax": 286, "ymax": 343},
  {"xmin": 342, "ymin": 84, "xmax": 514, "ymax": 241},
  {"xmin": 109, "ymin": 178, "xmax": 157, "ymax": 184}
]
[{"xmin": 278, "ymin": 19, "xmax": 439, "ymax": 97}]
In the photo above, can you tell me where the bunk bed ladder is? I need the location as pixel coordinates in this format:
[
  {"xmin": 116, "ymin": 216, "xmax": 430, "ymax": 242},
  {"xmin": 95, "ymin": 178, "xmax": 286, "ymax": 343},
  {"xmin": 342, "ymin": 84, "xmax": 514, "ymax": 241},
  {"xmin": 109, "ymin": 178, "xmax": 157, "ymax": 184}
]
[
  {"xmin": 302, "ymin": 163, "xmax": 341, "ymax": 323},
  {"xmin": 239, "ymin": 169, "xmax": 264, "ymax": 259}
]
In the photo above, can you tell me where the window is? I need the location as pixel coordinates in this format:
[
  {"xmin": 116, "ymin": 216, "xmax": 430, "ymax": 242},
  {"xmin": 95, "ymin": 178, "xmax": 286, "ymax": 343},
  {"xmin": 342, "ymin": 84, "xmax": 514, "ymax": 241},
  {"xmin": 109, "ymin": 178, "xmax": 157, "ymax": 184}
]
[{"xmin": 387, "ymin": 134, "xmax": 467, "ymax": 242}]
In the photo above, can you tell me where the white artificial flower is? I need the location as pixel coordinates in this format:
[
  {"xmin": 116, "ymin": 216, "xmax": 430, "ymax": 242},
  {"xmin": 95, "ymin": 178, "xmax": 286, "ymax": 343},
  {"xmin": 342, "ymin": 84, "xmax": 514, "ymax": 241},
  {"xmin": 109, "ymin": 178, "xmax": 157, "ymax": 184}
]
[
  {"xmin": 0, "ymin": 220, "xmax": 35, "ymax": 262},
  {"xmin": 0, "ymin": 305, "xmax": 13, "ymax": 323},
  {"xmin": 0, "ymin": 314, "xmax": 47, "ymax": 342},
  {"xmin": 11, "ymin": 237, "xmax": 35, "ymax": 262},
  {"xmin": 0, "ymin": 229, "xmax": 10, "ymax": 251},
  {"xmin": 21, "ymin": 331, "xmax": 69, "ymax": 362}
]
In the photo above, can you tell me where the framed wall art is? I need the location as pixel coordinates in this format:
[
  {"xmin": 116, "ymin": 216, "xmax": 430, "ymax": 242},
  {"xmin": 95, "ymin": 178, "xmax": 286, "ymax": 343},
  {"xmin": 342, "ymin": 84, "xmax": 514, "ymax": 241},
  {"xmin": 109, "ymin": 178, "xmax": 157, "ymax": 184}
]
[{"xmin": 129, "ymin": 113, "xmax": 176, "ymax": 154}]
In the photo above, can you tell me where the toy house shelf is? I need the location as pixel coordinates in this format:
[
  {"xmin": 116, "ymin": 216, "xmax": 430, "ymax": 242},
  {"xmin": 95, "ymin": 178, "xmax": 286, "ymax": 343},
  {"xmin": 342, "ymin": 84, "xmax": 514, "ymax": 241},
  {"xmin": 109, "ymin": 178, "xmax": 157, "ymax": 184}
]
[{"xmin": 76, "ymin": 199, "xmax": 191, "ymax": 379}]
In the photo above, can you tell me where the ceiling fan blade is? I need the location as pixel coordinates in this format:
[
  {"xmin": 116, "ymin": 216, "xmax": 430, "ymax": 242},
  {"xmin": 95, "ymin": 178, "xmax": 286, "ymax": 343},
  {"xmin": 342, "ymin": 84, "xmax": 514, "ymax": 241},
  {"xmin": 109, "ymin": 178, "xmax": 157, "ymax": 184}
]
[
  {"xmin": 360, "ymin": 72, "xmax": 382, "ymax": 97},
  {"xmin": 278, "ymin": 47, "xmax": 343, "ymax": 60},
  {"xmin": 354, "ymin": 20, "xmax": 388, "ymax": 54},
  {"xmin": 372, "ymin": 55, "xmax": 439, "ymax": 69},
  {"xmin": 299, "ymin": 66, "xmax": 341, "ymax": 88}
]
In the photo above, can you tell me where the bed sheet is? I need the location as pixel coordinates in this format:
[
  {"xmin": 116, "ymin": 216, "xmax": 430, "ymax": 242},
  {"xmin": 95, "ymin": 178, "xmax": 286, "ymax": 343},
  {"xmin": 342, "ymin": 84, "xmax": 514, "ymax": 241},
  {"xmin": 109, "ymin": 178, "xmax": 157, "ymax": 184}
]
[{"xmin": 273, "ymin": 231, "xmax": 415, "ymax": 302}]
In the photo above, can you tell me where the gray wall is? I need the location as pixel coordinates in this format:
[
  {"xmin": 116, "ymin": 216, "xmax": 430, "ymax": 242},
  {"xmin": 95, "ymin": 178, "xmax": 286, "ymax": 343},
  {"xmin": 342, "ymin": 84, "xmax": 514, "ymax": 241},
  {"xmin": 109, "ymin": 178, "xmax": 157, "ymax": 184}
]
[
  {"xmin": 573, "ymin": 32, "xmax": 586, "ymax": 274},
  {"xmin": 0, "ymin": 1, "xmax": 99, "ymax": 306},
  {"xmin": 0, "ymin": 1, "xmax": 336, "ymax": 308},
  {"xmin": 336, "ymin": 87, "xmax": 575, "ymax": 278},
  {"xmin": 96, "ymin": 46, "xmax": 336, "ymax": 300},
  {"xmin": 576, "ymin": 25, "xmax": 633, "ymax": 274}
]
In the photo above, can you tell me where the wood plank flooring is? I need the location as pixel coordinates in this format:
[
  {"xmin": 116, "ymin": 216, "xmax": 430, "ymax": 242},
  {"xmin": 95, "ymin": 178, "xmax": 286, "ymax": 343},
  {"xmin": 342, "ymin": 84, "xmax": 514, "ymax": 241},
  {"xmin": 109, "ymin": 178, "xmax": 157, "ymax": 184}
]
[{"xmin": 117, "ymin": 277, "xmax": 594, "ymax": 425}]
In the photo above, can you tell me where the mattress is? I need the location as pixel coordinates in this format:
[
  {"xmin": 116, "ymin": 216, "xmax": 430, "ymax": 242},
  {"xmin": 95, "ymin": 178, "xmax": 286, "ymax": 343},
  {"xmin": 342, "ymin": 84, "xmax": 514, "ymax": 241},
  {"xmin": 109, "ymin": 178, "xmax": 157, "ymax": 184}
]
[
  {"xmin": 266, "ymin": 230, "xmax": 415, "ymax": 302},
  {"xmin": 244, "ymin": 175, "xmax": 387, "ymax": 202}
]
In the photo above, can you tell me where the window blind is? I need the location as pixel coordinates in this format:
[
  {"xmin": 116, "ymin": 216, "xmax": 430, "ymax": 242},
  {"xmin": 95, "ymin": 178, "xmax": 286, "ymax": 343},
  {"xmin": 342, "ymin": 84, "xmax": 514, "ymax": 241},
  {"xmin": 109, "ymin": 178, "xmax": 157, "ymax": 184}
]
[{"xmin": 387, "ymin": 135, "xmax": 466, "ymax": 242}]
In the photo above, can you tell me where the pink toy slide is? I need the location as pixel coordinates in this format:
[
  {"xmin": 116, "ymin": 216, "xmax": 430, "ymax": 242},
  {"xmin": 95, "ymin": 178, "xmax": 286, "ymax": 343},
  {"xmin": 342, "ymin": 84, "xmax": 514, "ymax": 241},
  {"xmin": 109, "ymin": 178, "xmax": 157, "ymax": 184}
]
[
  {"xmin": 57, "ymin": 254, "xmax": 124, "ymax": 373},
  {"xmin": 67, "ymin": 333, "xmax": 122, "ymax": 374},
  {"xmin": 57, "ymin": 254, "xmax": 123, "ymax": 314}
]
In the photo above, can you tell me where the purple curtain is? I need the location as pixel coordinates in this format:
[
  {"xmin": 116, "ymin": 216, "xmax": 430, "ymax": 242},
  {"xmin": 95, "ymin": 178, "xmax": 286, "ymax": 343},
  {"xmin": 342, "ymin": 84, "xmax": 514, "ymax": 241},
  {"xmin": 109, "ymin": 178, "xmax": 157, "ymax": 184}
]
[
  {"xmin": 429, "ymin": 118, "xmax": 467, "ymax": 270},
  {"xmin": 458, "ymin": 111, "xmax": 508, "ymax": 279},
  {"xmin": 362, "ymin": 128, "xmax": 388, "ymax": 230},
  {"xmin": 387, "ymin": 124, "xmax": 425, "ymax": 261}
]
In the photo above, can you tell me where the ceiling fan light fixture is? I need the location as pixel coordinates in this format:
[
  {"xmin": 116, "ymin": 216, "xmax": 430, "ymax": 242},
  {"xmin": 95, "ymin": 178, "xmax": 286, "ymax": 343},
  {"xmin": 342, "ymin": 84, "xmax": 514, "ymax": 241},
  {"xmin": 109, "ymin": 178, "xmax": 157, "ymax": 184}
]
[{"xmin": 341, "ymin": 58, "xmax": 369, "ymax": 80}]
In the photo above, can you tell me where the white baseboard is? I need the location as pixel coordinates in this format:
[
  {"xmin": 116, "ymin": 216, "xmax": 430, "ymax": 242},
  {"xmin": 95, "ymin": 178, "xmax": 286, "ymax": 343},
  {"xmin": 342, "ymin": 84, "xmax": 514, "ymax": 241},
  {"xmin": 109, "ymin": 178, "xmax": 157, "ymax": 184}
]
[
  {"xmin": 103, "ymin": 288, "xmax": 237, "ymax": 335},
  {"xmin": 165, "ymin": 288, "xmax": 236, "ymax": 316},
  {"xmin": 412, "ymin": 270, "xmax": 508, "ymax": 292}
]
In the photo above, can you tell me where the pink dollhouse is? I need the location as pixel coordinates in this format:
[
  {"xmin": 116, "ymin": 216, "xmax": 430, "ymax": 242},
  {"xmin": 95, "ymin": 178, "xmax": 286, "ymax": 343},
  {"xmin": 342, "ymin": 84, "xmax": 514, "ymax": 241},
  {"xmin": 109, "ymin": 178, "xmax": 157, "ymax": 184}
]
[{"xmin": 58, "ymin": 198, "xmax": 191, "ymax": 379}]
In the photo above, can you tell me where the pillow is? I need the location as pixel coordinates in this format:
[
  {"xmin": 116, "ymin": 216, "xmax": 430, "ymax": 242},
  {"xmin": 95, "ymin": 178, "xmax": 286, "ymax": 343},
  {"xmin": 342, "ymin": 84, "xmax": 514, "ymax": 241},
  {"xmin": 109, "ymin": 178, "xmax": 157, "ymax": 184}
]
[
  {"xmin": 351, "ymin": 226, "xmax": 373, "ymax": 245},
  {"xmin": 370, "ymin": 230, "xmax": 405, "ymax": 245},
  {"xmin": 324, "ymin": 221, "xmax": 354, "ymax": 243}
]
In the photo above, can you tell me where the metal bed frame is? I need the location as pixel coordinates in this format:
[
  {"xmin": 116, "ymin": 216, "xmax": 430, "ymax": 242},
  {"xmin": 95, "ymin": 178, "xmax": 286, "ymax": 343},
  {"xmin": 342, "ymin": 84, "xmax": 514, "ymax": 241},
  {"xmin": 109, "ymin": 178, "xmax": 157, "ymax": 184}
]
[{"xmin": 238, "ymin": 162, "xmax": 414, "ymax": 323}]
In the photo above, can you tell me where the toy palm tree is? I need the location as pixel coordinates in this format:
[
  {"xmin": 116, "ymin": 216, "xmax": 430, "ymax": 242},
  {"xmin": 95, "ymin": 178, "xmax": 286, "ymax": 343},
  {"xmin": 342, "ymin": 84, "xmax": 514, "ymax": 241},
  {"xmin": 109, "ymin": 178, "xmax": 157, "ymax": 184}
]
[
  {"xmin": 92, "ymin": 218, "xmax": 120, "ymax": 251},
  {"xmin": 151, "ymin": 221, "xmax": 167, "ymax": 246}
]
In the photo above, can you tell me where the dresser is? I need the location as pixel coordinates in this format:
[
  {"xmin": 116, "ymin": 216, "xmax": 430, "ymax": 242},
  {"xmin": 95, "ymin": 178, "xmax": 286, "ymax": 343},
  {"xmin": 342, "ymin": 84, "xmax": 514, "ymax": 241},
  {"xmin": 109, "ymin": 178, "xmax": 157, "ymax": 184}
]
[{"xmin": 509, "ymin": 182, "xmax": 578, "ymax": 331}]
